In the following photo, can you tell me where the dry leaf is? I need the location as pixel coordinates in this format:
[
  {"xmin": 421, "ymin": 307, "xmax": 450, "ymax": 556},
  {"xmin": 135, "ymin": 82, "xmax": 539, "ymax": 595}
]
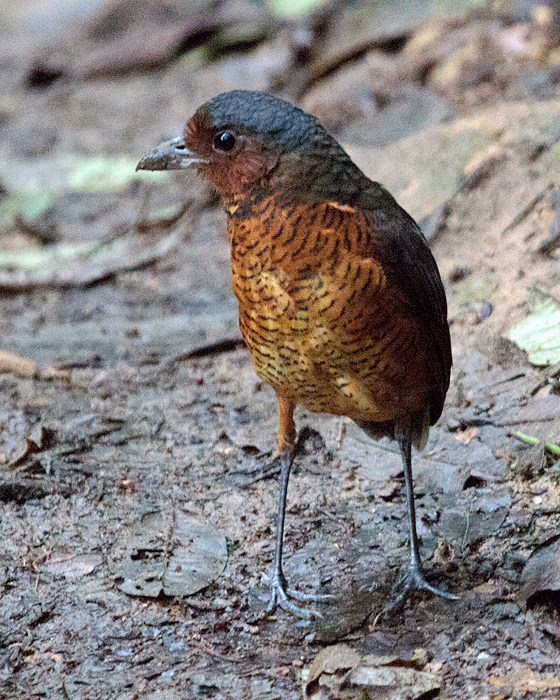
[
  {"xmin": 111, "ymin": 510, "xmax": 227, "ymax": 598},
  {"xmin": 305, "ymin": 644, "xmax": 441, "ymax": 700},
  {"xmin": 454, "ymin": 427, "xmax": 479, "ymax": 444},
  {"xmin": 519, "ymin": 535, "xmax": 560, "ymax": 605}
]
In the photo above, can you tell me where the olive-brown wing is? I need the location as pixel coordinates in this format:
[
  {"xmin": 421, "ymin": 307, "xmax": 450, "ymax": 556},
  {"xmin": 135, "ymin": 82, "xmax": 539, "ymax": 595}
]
[{"xmin": 360, "ymin": 184, "xmax": 451, "ymax": 426}]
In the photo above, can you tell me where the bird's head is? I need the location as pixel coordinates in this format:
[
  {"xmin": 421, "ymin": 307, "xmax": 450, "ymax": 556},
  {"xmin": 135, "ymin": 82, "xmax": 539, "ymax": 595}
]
[{"xmin": 137, "ymin": 90, "xmax": 358, "ymax": 202}]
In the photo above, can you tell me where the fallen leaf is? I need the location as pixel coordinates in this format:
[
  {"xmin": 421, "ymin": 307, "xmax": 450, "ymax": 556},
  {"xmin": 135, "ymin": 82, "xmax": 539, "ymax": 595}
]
[
  {"xmin": 519, "ymin": 535, "xmax": 560, "ymax": 605},
  {"xmin": 454, "ymin": 426, "xmax": 479, "ymax": 444},
  {"xmin": 507, "ymin": 290, "xmax": 560, "ymax": 367},
  {"xmin": 438, "ymin": 491, "xmax": 510, "ymax": 545},
  {"xmin": 305, "ymin": 644, "xmax": 441, "ymax": 700},
  {"xmin": 111, "ymin": 510, "xmax": 227, "ymax": 598},
  {"xmin": 45, "ymin": 553, "xmax": 103, "ymax": 579},
  {"xmin": 0, "ymin": 410, "xmax": 47, "ymax": 468},
  {"xmin": 24, "ymin": 652, "xmax": 63, "ymax": 665},
  {"xmin": 491, "ymin": 667, "xmax": 560, "ymax": 692},
  {"xmin": 305, "ymin": 644, "xmax": 361, "ymax": 699},
  {"xmin": 347, "ymin": 666, "xmax": 440, "ymax": 699}
]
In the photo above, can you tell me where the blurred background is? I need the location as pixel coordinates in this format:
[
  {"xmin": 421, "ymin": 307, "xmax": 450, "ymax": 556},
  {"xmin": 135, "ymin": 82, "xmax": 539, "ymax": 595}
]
[
  {"xmin": 1, "ymin": 0, "xmax": 560, "ymax": 364},
  {"xmin": 1, "ymin": 2, "xmax": 560, "ymax": 699}
]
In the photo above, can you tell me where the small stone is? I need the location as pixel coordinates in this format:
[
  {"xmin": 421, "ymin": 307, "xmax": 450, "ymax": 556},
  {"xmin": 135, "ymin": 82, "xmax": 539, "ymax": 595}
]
[
  {"xmin": 412, "ymin": 647, "xmax": 428, "ymax": 667},
  {"xmin": 425, "ymin": 661, "xmax": 444, "ymax": 674},
  {"xmin": 490, "ymin": 602, "xmax": 520, "ymax": 621}
]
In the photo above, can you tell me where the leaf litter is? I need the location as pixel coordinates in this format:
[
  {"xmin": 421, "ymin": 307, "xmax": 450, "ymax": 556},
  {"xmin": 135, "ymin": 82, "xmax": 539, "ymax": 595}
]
[
  {"xmin": 110, "ymin": 509, "xmax": 227, "ymax": 598},
  {"xmin": 2, "ymin": 1, "xmax": 560, "ymax": 699}
]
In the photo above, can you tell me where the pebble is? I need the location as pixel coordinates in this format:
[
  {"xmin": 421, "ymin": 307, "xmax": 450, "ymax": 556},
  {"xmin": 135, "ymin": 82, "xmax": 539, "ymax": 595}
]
[{"xmin": 447, "ymin": 418, "xmax": 461, "ymax": 432}]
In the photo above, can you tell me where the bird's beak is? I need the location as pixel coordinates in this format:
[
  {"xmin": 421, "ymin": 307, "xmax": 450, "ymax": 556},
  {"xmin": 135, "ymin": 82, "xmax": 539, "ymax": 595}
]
[{"xmin": 136, "ymin": 136, "xmax": 206, "ymax": 172}]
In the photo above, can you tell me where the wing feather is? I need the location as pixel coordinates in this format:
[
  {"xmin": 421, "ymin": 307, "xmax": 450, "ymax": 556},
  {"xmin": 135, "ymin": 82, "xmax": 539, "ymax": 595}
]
[{"xmin": 360, "ymin": 183, "xmax": 451, "ymax": 425}]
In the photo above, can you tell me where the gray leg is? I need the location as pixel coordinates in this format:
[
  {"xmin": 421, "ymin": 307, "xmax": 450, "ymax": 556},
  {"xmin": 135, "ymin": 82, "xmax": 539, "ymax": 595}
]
[
  {"xmin": 264, "ymin": 447, "xmax": 332, "ymax": 619},
  {"xmin": 387, "ymin": 420, "xmax": 459, "ymax": 612}
]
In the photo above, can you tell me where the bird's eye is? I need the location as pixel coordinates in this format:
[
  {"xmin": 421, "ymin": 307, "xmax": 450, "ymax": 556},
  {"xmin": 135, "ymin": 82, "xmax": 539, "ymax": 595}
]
[{"xmin": 213, "ymin": 131, "xmax": 236, "ymax": 152}]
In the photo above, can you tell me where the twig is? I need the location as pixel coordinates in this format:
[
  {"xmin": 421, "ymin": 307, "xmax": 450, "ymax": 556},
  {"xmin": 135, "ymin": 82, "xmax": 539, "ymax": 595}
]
[
  {"xmin": 529, "ymin": 361, "xmax": 560, "ymax": 396},
  {"xmin": 493, "ymin": 416, "xmax": 556, "ymax": 427},
  {"xmin": 538, "ymin": 231, "xmax": 560, "ymax": 256},
  {"xmin": 15, "ymin": 215, "xmax": 58, "ymax": 244},
  {"xmin": 136, "ymin": 200, "xmax": 193, "ymax": 233},
  {"xmin": 511, "ymin": 431, "xmax": 560, "ymax": 456},
  {"xmin": 61, "ymin": 677, "xmax": 73, "ymax": 700},
  {"xmin": 0, "ymin": 349, "xmax": 70, "ymax": 380},
  {"xmin": 0, "ymin": 350, "xmax": 36, "ymax": 377},
  {"xmin": 501, "ymin": 183, "xmax": 553, "ymax": 236},
  {"xmin": 168, "ymin": 337, "xmax": 245, "ymax": 365},
  {"xmin": 0, "ymin": 229, "xmax": 181, "ymax": 291}
]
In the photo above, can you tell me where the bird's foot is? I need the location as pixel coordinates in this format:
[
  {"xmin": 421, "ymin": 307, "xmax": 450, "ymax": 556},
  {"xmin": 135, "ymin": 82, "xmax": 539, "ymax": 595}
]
[
  {"xmin": 385, "ymin": 563, "xmax": 459, "ymax": 615},
  {"xmin": 226, "ymin": 450, "xmax": 281, "ymax": 487},
  {"xmin": 262, "ymin": 571, "xmax": 334, "ymax": 620}
]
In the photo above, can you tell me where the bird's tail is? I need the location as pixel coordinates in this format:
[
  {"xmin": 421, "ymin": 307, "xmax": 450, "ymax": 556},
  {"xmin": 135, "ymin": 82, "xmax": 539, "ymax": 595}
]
[{"xmin": 355, "ymin": 406, "xmax": 430, "ymax": 452}]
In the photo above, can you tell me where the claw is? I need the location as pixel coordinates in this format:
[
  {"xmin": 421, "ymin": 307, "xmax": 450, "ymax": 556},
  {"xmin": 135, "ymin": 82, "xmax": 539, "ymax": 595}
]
[
  {"xmin": 263, "ymin": 571, "xmax": 332, "ymax": 619},
  {"xmin": 284, "ymin": 587, "xmax": 334, "ymax": 604},
  {"xmin": 385, "ymin": 563, "xmax": 459, "ymax": 615}
]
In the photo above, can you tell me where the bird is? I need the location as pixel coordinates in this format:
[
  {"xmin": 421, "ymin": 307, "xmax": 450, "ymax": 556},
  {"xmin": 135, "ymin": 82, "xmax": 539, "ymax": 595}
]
[{"xmin": 137, "ymin": 89, "xmax": 457, "ymax": 619}]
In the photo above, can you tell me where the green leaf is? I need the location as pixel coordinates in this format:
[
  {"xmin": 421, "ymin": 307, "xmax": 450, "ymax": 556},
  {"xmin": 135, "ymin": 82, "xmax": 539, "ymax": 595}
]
[
  {"xmin": 267, "ymin": 0, "xmax": 323, "ymax": 19},
  {"xmin": 507, "ymin": 291, "xmax": 560, "ymax": 367},
  {"xmin": 0, "ymin": 189, "xmax": 53, "ymax": 228},
  {"xmin": 0, "ymin": 155, "xmax": 170, "ymax": 227},
  {"xmin": 64, "ymin": 155, "xmax": 170, "ymax": 192}
]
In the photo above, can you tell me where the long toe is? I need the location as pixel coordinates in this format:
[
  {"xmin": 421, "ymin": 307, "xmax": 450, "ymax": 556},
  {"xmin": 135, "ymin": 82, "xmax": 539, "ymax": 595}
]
[
  {"xmin": 385, "ymin": 565, "xmax": 459, "ymax": 614},
  {"xmin": 263, "ymin": 573, "xmax": 332, "ymax": 619},
  {"xmin": 266, "ymin": 581, "xmax": 320, "ymax": 620},
  {"xmin": 285, "ymin": 587, "xmax": 334, "ymax": 603}
]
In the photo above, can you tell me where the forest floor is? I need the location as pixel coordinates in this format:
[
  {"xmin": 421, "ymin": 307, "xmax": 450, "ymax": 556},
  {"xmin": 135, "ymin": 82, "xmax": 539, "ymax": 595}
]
[{"xmin": 1, "ymin": 1, "xmax": 560, "ymax": 698}]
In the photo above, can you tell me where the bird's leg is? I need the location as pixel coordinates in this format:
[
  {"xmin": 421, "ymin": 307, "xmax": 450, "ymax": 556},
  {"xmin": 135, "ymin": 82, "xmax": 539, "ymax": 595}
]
[
  {"xmin": 264, "ymin": 396, "xmax": 333, "ymax": 619},
  {"xmin": 386, "ymin": 419, "xmax": 459, "ymax": 612}
]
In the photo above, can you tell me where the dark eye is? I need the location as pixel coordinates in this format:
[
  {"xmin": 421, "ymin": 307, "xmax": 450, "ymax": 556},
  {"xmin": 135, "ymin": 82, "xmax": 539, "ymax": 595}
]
[{"xmin": 213, "ymin": 131, "xmax": 236, "ymax": 152}]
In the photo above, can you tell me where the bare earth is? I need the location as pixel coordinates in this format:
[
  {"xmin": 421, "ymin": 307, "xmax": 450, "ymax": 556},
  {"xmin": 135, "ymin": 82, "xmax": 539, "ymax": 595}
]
[{"xmin": 1, "ymin": 2, "xmax": 560, "ymax": 699}]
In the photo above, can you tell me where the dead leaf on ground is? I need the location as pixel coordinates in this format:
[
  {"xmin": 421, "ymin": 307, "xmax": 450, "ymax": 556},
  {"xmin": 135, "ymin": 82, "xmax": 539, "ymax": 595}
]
[
  {"xmin": 519, "ymin": 535, "xmax": 560, "ymax": 606},
  {"xmin": 45, "ymin": 553, "xmax": 103, "ymax": 579},
  {"xmin": 110, "ymin": 510, "xmax": 227, "ymax": 598},
  {"xmin": 454, "ymin": 426, "xmax": 479, "ymax": 444},
  {"xmin": 0, "ymin": 410, "xmax": 49, "ymax": 468},
  {"xmin": 490, "ymin": 667, "xmax": 560, "ymax": 692},
  {"xmin": 314, "ymin": 579, "xmax": 381, "ymax": 644},
  {"xmin": 304, "ymin": 643, "xmax": 441, "ymax": 700},
  {"xmin": 438, "ymin": 491, "xmax": 511, "ymax": 545}
]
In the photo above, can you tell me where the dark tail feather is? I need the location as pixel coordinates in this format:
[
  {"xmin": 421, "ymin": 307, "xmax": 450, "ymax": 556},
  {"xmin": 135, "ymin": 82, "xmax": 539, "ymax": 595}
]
[{"xmin": 355, "ymin": 406, "xmax": 430, "ymax": 452}]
